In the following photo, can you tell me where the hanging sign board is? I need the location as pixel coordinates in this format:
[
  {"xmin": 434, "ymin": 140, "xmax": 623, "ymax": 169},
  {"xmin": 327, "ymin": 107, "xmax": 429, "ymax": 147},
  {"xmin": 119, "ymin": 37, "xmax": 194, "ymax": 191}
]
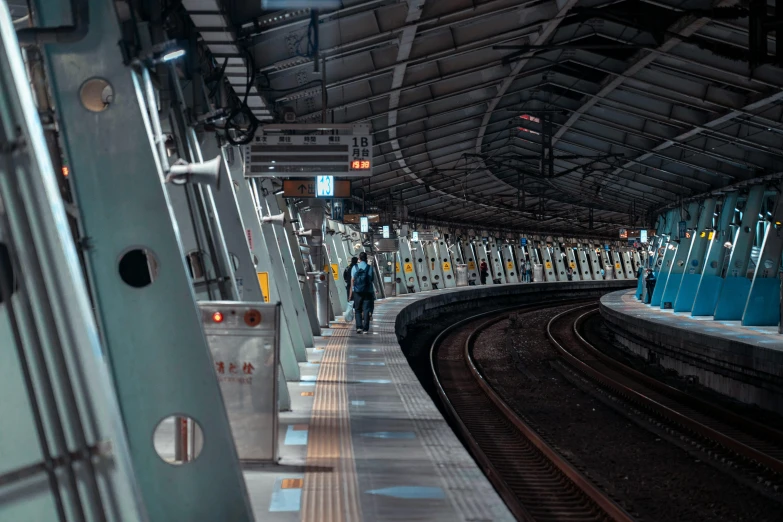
[
  {"xmin": 360, "ymin": 217, "xmax": 369, "ymax": 233},
  {"xmin": 343, "ymin": 213, "xmax": 379, "ymax": 224},
  {"xmin": 382, "ymin": 225, "xmax": 390, "ymax": 238},
  {"xmin": 282, "ymin": 179, "xmax": 351, "ymax": 198},
  {"xmin": 244, "ymin": 129, "xmax": 373, "ymax": 178},
  {"xmin": 678, "ymin": 220, "xmax": 687, "ymax": 238}
]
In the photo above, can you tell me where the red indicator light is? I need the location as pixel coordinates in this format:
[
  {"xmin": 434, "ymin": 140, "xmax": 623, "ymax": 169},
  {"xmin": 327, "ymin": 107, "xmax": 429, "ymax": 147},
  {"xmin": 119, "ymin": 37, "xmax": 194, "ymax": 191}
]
[
  {"xmin": 212, "ymin": 312, "xmax": 224, "ymax": 323},
  {"xmin": 350, "ymin": 160, "xmax": 371, "ymax": 170}
]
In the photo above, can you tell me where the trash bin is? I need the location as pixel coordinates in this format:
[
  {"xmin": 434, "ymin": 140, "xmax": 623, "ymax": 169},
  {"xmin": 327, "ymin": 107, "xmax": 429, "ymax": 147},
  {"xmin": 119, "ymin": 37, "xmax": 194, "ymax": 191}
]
[
  {"xmin": 533, "ymin": 263, "xmax": 544, "ymax": 282},
  {"xmin": 455, "ymin": 264, "xmax": 468, "ymax": 287},
  {"xmin": 307, "ymin": 271, "xmax": 331, "ymax": 327}
]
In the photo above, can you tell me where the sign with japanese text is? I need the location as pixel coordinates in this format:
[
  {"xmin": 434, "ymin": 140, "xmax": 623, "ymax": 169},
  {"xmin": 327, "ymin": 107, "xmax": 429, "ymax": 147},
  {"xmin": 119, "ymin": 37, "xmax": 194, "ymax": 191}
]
[
  {"xmin": 383, "ymin": 225, "xmax": 390, "ymax": 239},
  {"xmin": 201, "ymin": 302, "xmax": 279, "ymax": 461},
  {"xmin": 282, "ymin": 179, "xmax": 350, "ymax": 198},
  {"xmin": 245, "ymin": 132, "xmax": 373, "ymax": 178}
]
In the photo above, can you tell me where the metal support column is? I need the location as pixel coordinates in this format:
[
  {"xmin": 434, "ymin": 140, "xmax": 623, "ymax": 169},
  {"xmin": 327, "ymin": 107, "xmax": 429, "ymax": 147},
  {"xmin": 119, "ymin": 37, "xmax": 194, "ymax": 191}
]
[
  {"xmin": 0, "ymin": 10, "xmax": 146, "ymax": 517},
  {"xmin": 577, "ymin": 245, "xmax": 593, "ymax": 280},
  {"xmin": 673, "ymin": 198, "xmax": 717, "ymax": 312},
  {"xmin": 260, "ymin": 179, "xmax": 315, "ymax": 347},
  {"xmin": 436, "ymin": 237, "xmax": 457, "ymax": 288},
  {"xmin": 743, "ymin": 185, "xmax": 783, "ymax": 326},
  {"xmin": 413, "ymin": 242, "xmax": 433, "ymax": 290},
  {"xmin": 280, "ymin": 195, "xmax": 320, "ymax": 336},
  {"xmin": 566, "ymin": 247, "xmax": 581, "ymax": 281},
  {"xmin": 400, "ymin": 239, "xmax": 420, "ymax": 291},
  {"xmin": 553, "ymin": 244, "xmax": 568, "ymax": 281},
  {"xmin": 226, "ymin": 149, "xmax": 296, "ymax": 405},
  {"xmin": 658, "ymin": 202, "xmax": 700, "ymax": 307},
  {"xmin": 32, "ymin": 0, "xmax": 254, "ymax": 516},
  {"xmin": 249, "ymin": 181, "xmax": 309, "ymax": 359},
  {"xmin": 426, "ymin": 241, "xmax": 447, "ymax": 288},
  {"xmin": 714, "ymin": 185, "xmax": 766, "ymax": 320}
]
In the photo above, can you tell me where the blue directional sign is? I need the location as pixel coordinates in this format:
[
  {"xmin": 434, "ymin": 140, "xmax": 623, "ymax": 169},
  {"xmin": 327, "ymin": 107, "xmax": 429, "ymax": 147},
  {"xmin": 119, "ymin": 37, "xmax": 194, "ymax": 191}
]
[
  {"xmin": 316, "ymin": 175, "xmax": 334, "ymax": 197},
  {"xmin": 366, "ymin": 486, "xmax": 445, "ymax": 499},
  {"xmin": 520, "ymin": 238, "xmax": 528, "ymax": 246}
]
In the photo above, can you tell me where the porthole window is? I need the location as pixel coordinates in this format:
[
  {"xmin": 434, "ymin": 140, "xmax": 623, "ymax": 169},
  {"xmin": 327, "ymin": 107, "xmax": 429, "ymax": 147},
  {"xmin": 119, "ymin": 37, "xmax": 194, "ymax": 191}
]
[{"xmin": 119, "ymin": 248, "xmax": 158, "ymax": 288}]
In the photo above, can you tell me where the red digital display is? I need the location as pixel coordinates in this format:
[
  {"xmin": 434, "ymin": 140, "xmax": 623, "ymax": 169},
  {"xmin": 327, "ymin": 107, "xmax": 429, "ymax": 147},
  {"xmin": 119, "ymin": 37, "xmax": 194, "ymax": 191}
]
[{"xmin": 351, "ymin": 160, "xmax": 371, "ymax": 170}]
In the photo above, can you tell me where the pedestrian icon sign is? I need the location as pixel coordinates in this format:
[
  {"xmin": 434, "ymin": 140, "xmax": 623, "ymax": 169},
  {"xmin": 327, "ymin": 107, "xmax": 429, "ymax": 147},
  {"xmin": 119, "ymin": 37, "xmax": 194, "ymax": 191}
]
[{"xmin": 316, "ymin": 175, "xmax": 334, "ymax": 197}]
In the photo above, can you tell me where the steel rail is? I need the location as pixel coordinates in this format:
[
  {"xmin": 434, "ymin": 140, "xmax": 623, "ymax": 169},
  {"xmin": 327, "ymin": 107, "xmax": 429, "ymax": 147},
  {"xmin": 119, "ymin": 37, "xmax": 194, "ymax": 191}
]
[
  {"xmin": 431, "ymin": 301, "xmax": 635, "ymax": 522},
  {"xmin": 547, "ymin": 305, "xmax": 783, "ymax": 475}
]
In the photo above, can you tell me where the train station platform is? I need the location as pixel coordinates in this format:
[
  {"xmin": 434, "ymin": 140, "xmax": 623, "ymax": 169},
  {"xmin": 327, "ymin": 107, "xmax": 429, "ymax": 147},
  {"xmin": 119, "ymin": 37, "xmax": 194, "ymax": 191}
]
[
  {"xmin": 247, "ymin": 281, "xmax": 632, "ymax": 521},
  {"xmin": 600, "ymin": 290, "xmax": 783, "ymax": 414}
]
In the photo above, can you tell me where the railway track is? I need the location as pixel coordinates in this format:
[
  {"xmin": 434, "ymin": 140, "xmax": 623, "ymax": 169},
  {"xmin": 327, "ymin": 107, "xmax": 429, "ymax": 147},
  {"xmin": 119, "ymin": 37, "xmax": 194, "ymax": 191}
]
[
  {"xmin": 431, "ymin": 305, "xmax": 634, "ymax": 522},
  {"xmin": 548, "ymin": 304, "xmax": 783, "ymax": 479}
]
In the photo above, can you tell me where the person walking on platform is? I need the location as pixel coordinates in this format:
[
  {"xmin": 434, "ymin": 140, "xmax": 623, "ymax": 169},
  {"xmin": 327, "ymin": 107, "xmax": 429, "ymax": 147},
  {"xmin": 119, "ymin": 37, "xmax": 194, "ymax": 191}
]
[
  {"xmin": 566, "ymin": 266, "xmax": 574, "ymax": 281},
  {"xmin": 349, "ymin": 251, "xmax": 375, "ymax": 334},
  {"xmin": 479, "ymin": 259, "xmax": 489, "ymax": 285},
  {"xmin": 524, "ymin": 259, "xmax": 531, "ymax": 282},
  {"xmin": 343, "ymin": 256, "xmax": 358, "ymax": 297}
]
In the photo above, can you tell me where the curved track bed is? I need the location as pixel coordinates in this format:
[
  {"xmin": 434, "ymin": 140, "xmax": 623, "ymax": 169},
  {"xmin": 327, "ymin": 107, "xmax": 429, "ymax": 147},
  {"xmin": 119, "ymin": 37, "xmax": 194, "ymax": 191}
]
[
  {"xmin": 550, "ymin": 305, "xmax": 783, "ymax": 477},
  {"xmin": 431, "ymin": 304, "xmax": 633, "ymax": 522}
]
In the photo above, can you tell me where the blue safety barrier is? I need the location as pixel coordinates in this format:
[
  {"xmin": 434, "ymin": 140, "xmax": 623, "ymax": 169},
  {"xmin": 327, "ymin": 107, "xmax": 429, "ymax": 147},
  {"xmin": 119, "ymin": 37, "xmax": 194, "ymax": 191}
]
[
  {"xmin": 691, "ymin": 275, "xmax": 722, "ymax": 316},
  {"xmin": 713, "ymin": 277, "xmax": 752, "ymax": 320},
  {"xmin": 659, "ymin": 272, "xmax": 683, "ymax": 309},
  {"xmin": 673, "ymin": 273, "xmax": 700, "ymax": 312},
  {"xmin": 742, "ymin": 278, "xmax": 780, "ymax": 326}
]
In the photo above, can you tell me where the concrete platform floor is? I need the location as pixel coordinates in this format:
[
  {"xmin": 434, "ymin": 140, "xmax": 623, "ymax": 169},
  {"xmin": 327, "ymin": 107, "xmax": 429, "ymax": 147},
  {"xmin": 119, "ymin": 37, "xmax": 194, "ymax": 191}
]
[
  {"xmin": 242, "ymin": 294, "xmax": 513, "ymax": 522},
  {"xmin": 603, "ymin": 290, "xmax": 783, "ymax": 350}
]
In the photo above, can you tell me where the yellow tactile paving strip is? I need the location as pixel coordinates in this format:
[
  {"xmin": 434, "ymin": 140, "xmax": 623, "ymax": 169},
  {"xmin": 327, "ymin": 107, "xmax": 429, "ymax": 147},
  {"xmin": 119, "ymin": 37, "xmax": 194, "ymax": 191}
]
[{"xmin": 301, "ymin": 327, "xmax": 362, "ymax": 522}]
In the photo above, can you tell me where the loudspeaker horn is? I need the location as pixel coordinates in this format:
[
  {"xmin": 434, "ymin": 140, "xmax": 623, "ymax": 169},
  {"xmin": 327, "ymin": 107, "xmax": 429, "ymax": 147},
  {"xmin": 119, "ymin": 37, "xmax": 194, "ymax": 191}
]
[
  {"xmin": 260, "ymin": 213, "xmax": 286, "ymax": 226},
  {"xmin": 166, "ymin": 155, "xmax": 222, "ymax": 188}
]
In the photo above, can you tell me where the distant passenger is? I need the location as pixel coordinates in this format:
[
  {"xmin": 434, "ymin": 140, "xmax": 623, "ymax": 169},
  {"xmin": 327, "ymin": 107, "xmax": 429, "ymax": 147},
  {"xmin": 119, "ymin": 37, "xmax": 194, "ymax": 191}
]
[
  {"xmin": 645, "ymin": 269, "xmax": 657, "ymax": 304},
  {"xmin": 349, "ymin": 252, "xmax": 375, "ymax": 334},
  {"xmin": 524, "ymin": 259, "xmax": 531, "ymax": 282},
  {"xmin": 600, "ymin": 267, "xmax": 606, "ymax": 280},
  {"xmin": 343, "ymin": 256, "xmax": 358, "ymax": 297},
  {"xmin": 566, "ymin": 267, "xmax": 574, "ymax": 281},
  {"xmin": 479, "ymin": 259, "xmax": 488, "ymax": 285}
]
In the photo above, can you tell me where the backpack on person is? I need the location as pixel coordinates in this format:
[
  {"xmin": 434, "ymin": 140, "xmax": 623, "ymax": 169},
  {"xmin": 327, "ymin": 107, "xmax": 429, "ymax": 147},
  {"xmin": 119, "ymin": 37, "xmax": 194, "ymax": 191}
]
[{"xmin": 353, "ymin": 265, "xmax": 373, "ymax": 294}]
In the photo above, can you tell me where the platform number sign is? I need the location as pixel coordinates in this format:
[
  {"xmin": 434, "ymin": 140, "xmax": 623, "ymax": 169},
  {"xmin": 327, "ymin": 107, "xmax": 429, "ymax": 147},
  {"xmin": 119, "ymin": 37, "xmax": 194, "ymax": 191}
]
[
  {"xmin": 316, "ymin": 175, "xmax": 334, "ymax": 197},
  {"xmin": 412, "ymin": 231, "xmax": 419, "ymax": 241},
  {"xmin": 383, "ymin": 225, "xmax": 390, "ymax": 239},
  {"xmin": 360, "ymin": 216, "xmax": 369, "ymax": 233},
  {"xmin": 350, "ymin": 136, "xmax": 372, "ymax": 171},
  {"xmin": 678, "ymin": 220, "xmax": 686, "ymax": 239}
]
